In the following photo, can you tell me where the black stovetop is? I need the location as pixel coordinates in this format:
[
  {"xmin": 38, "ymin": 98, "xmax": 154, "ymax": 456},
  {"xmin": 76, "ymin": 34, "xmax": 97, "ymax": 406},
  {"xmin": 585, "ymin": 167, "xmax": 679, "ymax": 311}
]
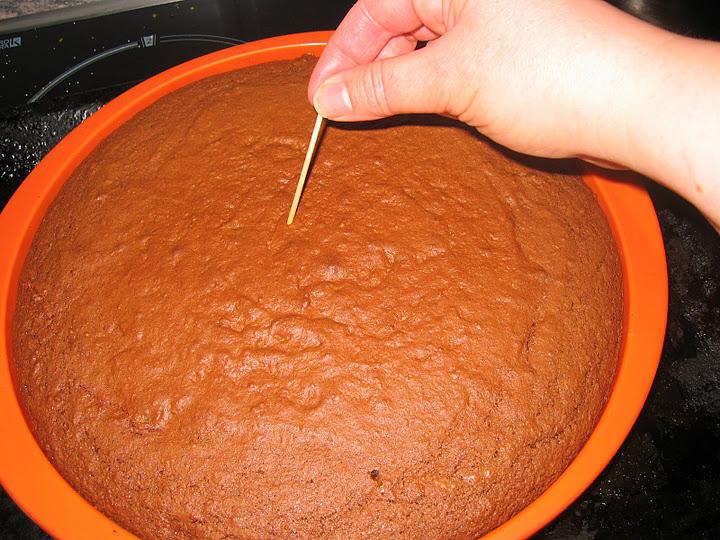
[{"xmin": 1, "ymin": 1, "xmax": 719, "ymax": 538}]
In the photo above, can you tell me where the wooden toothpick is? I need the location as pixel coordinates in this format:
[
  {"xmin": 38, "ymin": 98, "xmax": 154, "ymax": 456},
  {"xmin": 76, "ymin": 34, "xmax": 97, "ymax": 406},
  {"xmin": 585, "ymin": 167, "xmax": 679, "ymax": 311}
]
[{"xmin": 287, "ymin": 113, "xmax": 326, "ymax": 225}]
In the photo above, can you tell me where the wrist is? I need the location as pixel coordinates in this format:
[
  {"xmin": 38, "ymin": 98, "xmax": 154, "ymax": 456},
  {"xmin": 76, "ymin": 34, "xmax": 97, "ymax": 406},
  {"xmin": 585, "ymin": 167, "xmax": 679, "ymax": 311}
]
[
  {"xmin": 566, "ymin": 6, "xmax": 680, "ymax": 168},
  {"xmin": 613, "ymin": 35, "xmax": 720, "ymax": 223}
]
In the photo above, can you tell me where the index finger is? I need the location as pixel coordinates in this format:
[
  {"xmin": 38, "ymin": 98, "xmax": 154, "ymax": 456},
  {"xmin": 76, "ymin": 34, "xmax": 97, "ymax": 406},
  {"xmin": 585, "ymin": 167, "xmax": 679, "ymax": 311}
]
[{"xmin": 308, "ymin": 0, "xmax": 428, "ymax": 101}]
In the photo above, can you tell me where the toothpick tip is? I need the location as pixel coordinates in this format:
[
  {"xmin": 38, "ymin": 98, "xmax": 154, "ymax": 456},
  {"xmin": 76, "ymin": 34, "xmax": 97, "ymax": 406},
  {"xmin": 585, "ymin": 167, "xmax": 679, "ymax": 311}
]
[{"xmin": 285, "ymin": 113, "xmax": 325, "ymax": 226}]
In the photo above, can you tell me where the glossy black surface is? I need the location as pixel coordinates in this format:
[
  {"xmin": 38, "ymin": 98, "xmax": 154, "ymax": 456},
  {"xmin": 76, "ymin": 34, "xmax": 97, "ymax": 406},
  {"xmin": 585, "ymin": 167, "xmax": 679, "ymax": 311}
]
[
  {"xmin": 0, "ymin": 0, "xmax": 354, "ymax": 111},
  {"xmin": 1, "ymin": 1, "xmax": 719, "ymax": 538}
]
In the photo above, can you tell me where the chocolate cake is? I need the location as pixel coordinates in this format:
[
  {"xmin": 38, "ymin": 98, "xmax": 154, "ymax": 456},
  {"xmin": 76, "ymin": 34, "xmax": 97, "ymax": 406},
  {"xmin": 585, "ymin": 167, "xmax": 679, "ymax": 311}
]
[{"xmin": 12, "ymin": 56, "xmax": 623, "ymax": 539}]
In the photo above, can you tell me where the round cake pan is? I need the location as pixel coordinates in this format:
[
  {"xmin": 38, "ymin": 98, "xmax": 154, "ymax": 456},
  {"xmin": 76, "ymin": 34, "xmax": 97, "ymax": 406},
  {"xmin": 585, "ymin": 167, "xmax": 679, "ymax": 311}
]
[{"xmin": 0, "ymin": 31, "xmax": 668, "ymax": 539}]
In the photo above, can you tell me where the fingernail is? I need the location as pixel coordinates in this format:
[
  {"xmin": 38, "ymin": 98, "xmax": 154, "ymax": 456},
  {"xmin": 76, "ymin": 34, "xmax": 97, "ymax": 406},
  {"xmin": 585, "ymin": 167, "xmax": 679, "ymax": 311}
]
[{"xmin": 313, "ymin": 76, "xmax": 351, "ymax": 119}]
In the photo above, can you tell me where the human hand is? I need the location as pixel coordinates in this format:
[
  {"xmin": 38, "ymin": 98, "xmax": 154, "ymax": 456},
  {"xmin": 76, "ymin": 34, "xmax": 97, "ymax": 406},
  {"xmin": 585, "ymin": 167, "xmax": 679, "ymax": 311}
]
[
  {"xmin": 309, "ymin": 0, "xmax": 720, "ymax": 230},
  {"xmin": 309, "ymin": 0, "xmax": 664, "ymax": 160}
]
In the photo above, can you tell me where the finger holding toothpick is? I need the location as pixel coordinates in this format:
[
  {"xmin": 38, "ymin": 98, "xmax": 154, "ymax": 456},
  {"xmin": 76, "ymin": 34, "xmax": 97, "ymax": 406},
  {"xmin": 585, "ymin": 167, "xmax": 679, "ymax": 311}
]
[{"xmin": 287, "ymin": 113, "xmax": 326, "ymax": 225}]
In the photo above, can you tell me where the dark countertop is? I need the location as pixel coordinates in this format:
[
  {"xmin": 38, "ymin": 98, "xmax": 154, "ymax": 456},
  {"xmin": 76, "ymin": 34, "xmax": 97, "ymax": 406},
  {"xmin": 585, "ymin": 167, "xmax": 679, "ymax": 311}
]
[
  {"xmin": 2, "ymin": 1, "xmax": 720, "ymax": 538},
  {"xmin": 0, "ymin": 0, "xmax": 102, "ymax": 20}
]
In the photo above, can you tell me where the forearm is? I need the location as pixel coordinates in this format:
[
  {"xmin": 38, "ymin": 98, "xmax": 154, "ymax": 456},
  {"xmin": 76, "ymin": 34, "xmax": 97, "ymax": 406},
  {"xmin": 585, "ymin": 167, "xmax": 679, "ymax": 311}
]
[
  {"xmin": 627, "ymin": 37, "xmax": 720, "ymax": 226},
  {"xmin": 582, "ymin": 22, "xmax": 720, "ymax": 226}
]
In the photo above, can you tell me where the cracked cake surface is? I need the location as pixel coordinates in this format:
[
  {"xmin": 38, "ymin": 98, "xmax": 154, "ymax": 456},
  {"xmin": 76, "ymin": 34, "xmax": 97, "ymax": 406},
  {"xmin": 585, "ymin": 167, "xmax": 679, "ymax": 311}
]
[{"xmin": 13, "ymin": 56, "xmax": 623, "ymax": 539}]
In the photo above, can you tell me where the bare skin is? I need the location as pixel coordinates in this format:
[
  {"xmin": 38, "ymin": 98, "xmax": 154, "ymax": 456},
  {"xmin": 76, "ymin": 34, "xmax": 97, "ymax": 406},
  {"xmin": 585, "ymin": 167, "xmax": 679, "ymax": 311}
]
[{"xmin": 308, "ymin": 0, "xmax": 720, "ymax": 229}]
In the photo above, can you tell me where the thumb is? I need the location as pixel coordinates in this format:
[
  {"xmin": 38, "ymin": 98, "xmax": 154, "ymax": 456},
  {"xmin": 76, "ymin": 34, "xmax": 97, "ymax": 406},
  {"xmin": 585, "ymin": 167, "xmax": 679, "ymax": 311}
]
[{"xmin": 312, "ymin": 47, "xmax": 452, "ymax": 121}]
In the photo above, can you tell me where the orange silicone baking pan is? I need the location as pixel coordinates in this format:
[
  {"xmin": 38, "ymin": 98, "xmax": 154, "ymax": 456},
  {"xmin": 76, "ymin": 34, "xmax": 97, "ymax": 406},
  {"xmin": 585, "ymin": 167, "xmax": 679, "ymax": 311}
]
[{"xmin": 0, "ymin": 31, "xmax": 668, "ymax": 539}]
